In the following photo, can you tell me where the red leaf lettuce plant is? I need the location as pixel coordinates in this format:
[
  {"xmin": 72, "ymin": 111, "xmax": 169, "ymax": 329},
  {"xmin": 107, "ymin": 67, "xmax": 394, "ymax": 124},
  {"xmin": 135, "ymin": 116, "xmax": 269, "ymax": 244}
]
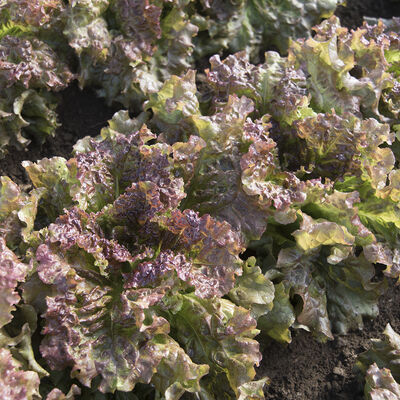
[{"xmin": 0, "ymin": 112, "xmax": 270, "ymax": 398}]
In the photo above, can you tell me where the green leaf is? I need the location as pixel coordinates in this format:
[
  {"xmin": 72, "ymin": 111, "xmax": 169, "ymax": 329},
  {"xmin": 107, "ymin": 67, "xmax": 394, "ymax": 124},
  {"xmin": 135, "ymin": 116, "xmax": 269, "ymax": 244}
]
[
  {"xmin": 150, "ymin": 335, "xmax": 209, "ymax": 400},
  {"xmin": 270, "ymin": 242, "xmax": 385, "ymax": 340},
  {"xmin": 23, "ymin": 157, "xmax": 75, "ymax": 221},
  {"xmin": 229, "ymin": 257, "xmax": 274, "ymax": 320},
  {"xmin": 292, "ymin": 212, "xmax": 355, "ymax": 252},
  {"xmin": 357, "ymin": 324, "xmax": 400, "ymax": 380},
  {"xmin": 145, "ymin": 70, "xmax": 200, "ymax": 141},
  {"xmin": 258, "ymin": 282, "xmax": 295, "ymax": 343},
  {"xmin": 169, "ymin": 293, "xmax": 263, "ymax": 399},
  {"xmin": 0, "ymin": 176, "xmax": 43, "ymax": 246}
]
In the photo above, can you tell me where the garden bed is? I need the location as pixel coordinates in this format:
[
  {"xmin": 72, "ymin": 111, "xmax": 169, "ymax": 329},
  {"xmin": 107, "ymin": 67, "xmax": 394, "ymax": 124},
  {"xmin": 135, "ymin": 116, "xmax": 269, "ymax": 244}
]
[{"xmin": 1, "ymin": 1, "xmax": 400, "ymax": 399}]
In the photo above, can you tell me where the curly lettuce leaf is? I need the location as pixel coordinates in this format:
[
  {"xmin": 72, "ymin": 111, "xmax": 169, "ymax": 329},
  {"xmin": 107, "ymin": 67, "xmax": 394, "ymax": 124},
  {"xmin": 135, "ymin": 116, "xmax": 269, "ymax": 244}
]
[
  {"xmin": 263, "ymin": 215, "xmax": 385, "ymax": 342},
  {"xmin": 301, "ymin": 189, "xmax": 375, "ymax": 247},
  {"xmin": 364, "ymin": 363, "xmax": 400, "ymax": 400},
  {"xmin": 0, "ymin": 238, "xmax": 30, "ymax": 328},
  {"xmin": 46, "ymin": 385, "xmax": 81, "ymax": 400},
  {"xmin": 228, "ymin": 257, "xmax": 274, "ymax": 320},
  {"xmin": 332, "ymin": 177, "xmax": 400, "ymax": 277},
  {"xmin": 0, "ymin": 176, "xmax": 42, "ymax": 246},
  {"xmin": 292, "ymin": 212, "xmax": 355, "ymax": 252},
  {"xmin": 0, "ymin": 347, "xmax": 40, "ymax": 400},
  {"xmin": 257, "ymin": 281, "xmax": 295, "ymax": 343},
  {"xmin": 0, "ymin": 88, "xmax": 61, "ymax": 157},
  {"xmin": 168, "ymin": 293, "xmax": 264, "ymax": 399},
  {"xmin": 238, "ymin": 378, "xmax": 270, "ymax": 400},
  {"xmin": 144, "ymin": 70, "xmax": 200, "ymax": 142},
  {"xmin": 22, "ymin": 157, "xmax": 75, "ymax": 222},
  {"xmin": 0, "ymin": 35, "xmax": 73, "ymax": 90}
]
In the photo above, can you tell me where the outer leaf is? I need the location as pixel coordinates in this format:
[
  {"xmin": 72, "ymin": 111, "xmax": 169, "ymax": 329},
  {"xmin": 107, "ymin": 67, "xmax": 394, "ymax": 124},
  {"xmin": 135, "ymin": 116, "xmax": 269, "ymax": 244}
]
[
  {"xmin": 46, "ymin": 385, "xmax": 81, "ymax": 400},
  {"xmin": 144, "ymin": 70, "xmax": 200, "ymax": 142},
  {"xmin": 333, "ymin": 180, "xmax": 400, "ymax": 250},
  {"xmin": 149, "ymin": 335, "xmax": 209, "ymax": 400},
  {"xmin": 0, "ymin": 88, "xmax": 60, "ymax": 156},
  {"xmin": 169, "ymin": 293, "xmax": 264, "ymax": 399},
  {"xmin": 329, "ymin": 177, "xmax": 400, "ymax": 279},
  {"xmin": 257, "ymin": 281, "xmax": 295, "ymax": 344},
  {"xmin": 365, "ymin": 363, "xmax": 400, "ymax": 400},
  {"xmin": 228, "ymin": 257, "xmax": 274, "ymax": 320},
  {"xmin": 0, "ymin": 237, "xmax": 30, "ymax": 328},
  {"xmin": 273, "ymin": 239, "xmax": 385, "ymax": 340},
  {"xmin": 301, "ymin": 189, "xmax": 375, "ymax": 247},
  {"xmin": 153, "ymin": 6, "xmax": 198, "ymax": 76},
  {"xmin": 238, "ymin": 378, "xmax": 270, "ymax": 400},
  {"xmin": 0, "ymin": 35, "xmax": 73, "ymax": 90},
  {"xmin": 0, "ymin": 348, "xmax": 40, "ymax": 400},
  {"xmin": 357, "ymin": 324, "xmax": 400, "ymax": 380},
  {"xmin": 288, "ymin": 16, "xmax": 393, "ymax": 117},
  {"xmin": 275, "ymin": 247, "xmax": 333, "ymax": 341},
  {"xmin": 99, "ymin": 109, "xmax": 148, "ymax": 138},
  {"xmin": 23, "ymin": 157, "xmax": 75, "ymax": 221},
  {"xmin": 0, "ymin": 176, "xmax": 43, "ymax": 246},
  {"xmin": 292, "ymin": 212, "xmax": 355, "ymax": 252},
  {"xmin": 364, "ymin": 243, "xmax": 400, "ymax": 281},
  {"xmin": 0, "ymin": 176, "xmax": 26, "ymax": 243}
]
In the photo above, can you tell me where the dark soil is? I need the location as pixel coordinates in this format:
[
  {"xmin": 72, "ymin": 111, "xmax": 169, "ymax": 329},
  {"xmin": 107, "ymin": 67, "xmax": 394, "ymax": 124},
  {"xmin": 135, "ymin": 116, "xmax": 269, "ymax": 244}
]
[
  {"xmin": 258, "ymin": 283, "xmax": 400, "ymax": 400},
  {"xmin": 336, "ymin": 0, "xmax": 400, "ymax": 29},
  {"xmin": 0, "ymin": 83, "xmax": 120, "ymax": 186}
]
